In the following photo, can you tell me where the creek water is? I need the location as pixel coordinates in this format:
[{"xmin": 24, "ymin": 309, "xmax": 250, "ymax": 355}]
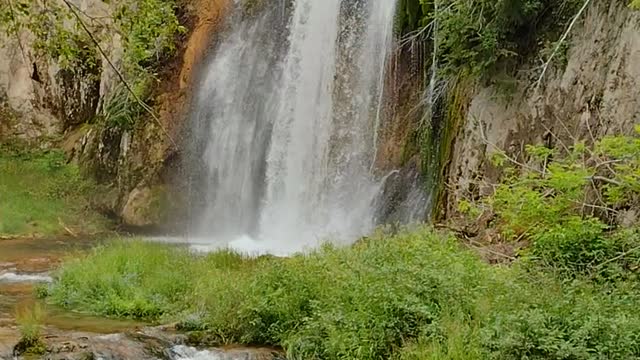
[
  {"xmin": 0, "ymin": 237, "xmax": 275, "ymax": 360},
  {"xmin": 0, "ymin": 236, "xmax": 144, "ymax": 357},
  {"xmin": 190, "ymin": 0, "xmax": 403, "ymax": 255}
]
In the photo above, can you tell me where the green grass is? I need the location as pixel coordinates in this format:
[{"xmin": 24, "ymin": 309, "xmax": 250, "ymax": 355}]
[
  {"xmin": 0, "ymin": 147, "xmax": 108, "ymax": 236},
  {"xmin": 47, "ymin": 228, "xmax": 640, "ymax": 359},
  {"xmin": 14, "ymin": 302, "xmax": 46, "ymax": 356}
]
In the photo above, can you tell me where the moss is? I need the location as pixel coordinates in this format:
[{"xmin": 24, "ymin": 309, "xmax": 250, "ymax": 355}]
[
  {"xmin": 419, "ymin": 76, "xmax": 473, "ymax": 220},
  {"xmin": 0, "ymin": 144, "xmax": 110, "ymax": 236}
]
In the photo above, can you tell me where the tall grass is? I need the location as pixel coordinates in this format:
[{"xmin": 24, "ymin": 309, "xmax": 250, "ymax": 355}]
[
  {"xmin": 14, "ymin": 302, "xmax": 46, "ymax": 355},
  {"xmin": 48, "ymin": 228, "xmax": 640, "ymax": 359}
]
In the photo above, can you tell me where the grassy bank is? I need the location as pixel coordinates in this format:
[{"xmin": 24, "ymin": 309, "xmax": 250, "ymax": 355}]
[
  {"xmin": 46, "ymin": 228, "xmax": 640, "ymax": 359},
  {"xmin": 0, "ymin": 147, "xmax": 108, "ymax": 237}
]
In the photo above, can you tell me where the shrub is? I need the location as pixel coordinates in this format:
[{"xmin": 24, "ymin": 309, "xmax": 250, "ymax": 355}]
[
  {"xmin": 466, "ymin": 131, "xmax": 640, "ymax": 278},
  {"xmin": 49, "ymin": 228, "xmax": 640, "ymax": 359},
  {"xmin": 396, "ymin": 0, "xmax": 583, "ymax": 77}
]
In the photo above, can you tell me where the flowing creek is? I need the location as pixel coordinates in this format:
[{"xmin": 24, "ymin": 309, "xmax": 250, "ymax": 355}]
[
  {"xmin": 0, "ymin": 236, "xmax": 144, "ymax": 357},
  {"xmin": 0, "ymin": 237, "xmax": 284, "ymax": 359}
]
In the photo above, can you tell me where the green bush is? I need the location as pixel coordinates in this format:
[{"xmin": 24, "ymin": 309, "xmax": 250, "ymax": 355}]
[
  {"xmin": 467, "ymin": 132, "xmax": 640, "ymax": 278},
  {"xmin": 49, "ymin": 228, "xmax": 640, "ymax": 359},
  {"xmin": 396, "ymin": 0, "xmax": 582, "ymax": 77},
  {"xmin": 110, "ymin": 0, "xmax": 186, "ymax": 126},
  {"xmin": 14, "ymin": 303, "xmax": 46, "ymax": 356}
]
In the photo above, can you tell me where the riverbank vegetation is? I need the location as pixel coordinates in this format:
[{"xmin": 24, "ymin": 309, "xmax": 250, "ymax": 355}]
[
  {"xmin": 13, "ymin": 303, "xmax": 46, "ymax": 356},
  {"xmin": 45, "ymin": 227, "xmax": 640, "ymax": 359},
  {"xmin": 458, "ymin": 131, "xmax": 640, "ymax": 280},
  {"xmin": 43, "ymin": 127, "xmax": 640, "ymax": 358},
  {"xmin": 0, "ymin": 145, "xmax": 109, "ymax": 237}
]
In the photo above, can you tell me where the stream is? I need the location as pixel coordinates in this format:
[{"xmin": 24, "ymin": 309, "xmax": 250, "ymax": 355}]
[
  {"xmin": 0, "ymin": 236, "xmax": 142, "ymax": 357},
  {"xmin": 0, "ymin": 237, "xmax": 284, "ymax": 360}
]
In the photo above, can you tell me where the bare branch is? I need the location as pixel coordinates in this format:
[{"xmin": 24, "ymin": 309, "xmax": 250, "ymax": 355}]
[
  {"xmin": 534, "ymin": 0, "xmax": 593, "ymax": 92},
  {"xmin": 590, "ymin": 175, "xmax": 623, "ymax": 187},
  {"xmin": 475, "ymin": 115, "xmax": 545, "ymax": 175},
  {"xmin": 595, "ymin": 245, "xmax": 640, "ymax": 270}
]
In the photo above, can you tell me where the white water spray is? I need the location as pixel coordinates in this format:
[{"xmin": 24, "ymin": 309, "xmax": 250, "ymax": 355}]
[{"xmin": 192, "ymin": 0, "xmax": 398, "ymax": 255}]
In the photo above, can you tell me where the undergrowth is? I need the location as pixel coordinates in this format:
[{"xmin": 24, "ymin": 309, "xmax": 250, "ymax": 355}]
[
  {"xmin": 458, "ymin": 130, "xmax": 640, "ymax": 281},
  {"xmin": 13, "ymin": 302, "xmax": 46, "ymax": 356},
  {"xmin": 0, "ymin": 145, "xmax": 108, "ymax": 236},
  {"xmin": 47, "ymin": 228, "xmax": 640, "ymax": 359},
  {"xmin": 396, "ymin": 0, "xmax": 584, "ymax": 78}
]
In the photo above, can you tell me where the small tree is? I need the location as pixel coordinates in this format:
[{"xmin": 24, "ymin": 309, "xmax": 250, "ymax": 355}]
[{"xmin": 459, "ymin": 127, "xmax": 640, "ymax": 278}]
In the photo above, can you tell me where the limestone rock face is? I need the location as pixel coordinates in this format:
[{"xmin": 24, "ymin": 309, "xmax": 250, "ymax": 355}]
[
  {"xmin": 0, "ymin": 0, "xmax": 227, "ymax": 230},
  {"xmin": 121, "ymin": 186, "xmax": 168, "ymax": 228},
  {"xmin": 121, "ymin": 187, "xmax": 156, "ymax": 227},
  {"xmin": 0, "ymin": 0, "xmax": 112, "ymax": 142},
  {"xmin": 445, "ymin": 0, "xmax": 640, "ymax": 217}
]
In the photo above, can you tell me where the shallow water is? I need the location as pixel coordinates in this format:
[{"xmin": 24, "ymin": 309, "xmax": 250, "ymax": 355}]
[{"xmin": 0, "ymin": 236, "xmax": 145, "ymax": 356}]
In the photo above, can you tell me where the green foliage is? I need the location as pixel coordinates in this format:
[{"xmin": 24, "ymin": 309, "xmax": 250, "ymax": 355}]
[
  {"xmin": 479, "ymin": 275, "xmax": 640, "ymax": 360},
  {"xmin": 114, "ymin": 0, "xmax": 185, "ymax": 74},
  {"xmin": 14, "ymin": 303, "xmax": 46, "ymax": 356},
  {"xmin": 473, "ymin": 133, "xmax": 640, "ymax": 278},
  {"xmin": 102, "ymin": 84, "xmax": 145, "ymax": 130},
  {"xmin": 105, "ymin": 0, "xmax": 184, "ymax": 128},
  {"xmin": 0, "ymin": 0, "xmax": 185, "ymax": 129},
  {"xmin": 111, "ymin": 0, "xmax": 185, "ymax": 117},
  {"xmin": 0, "ymin": 0, "xmax": 98, "ymax": 70},
  {"xmin": 631, "ymin": 0, "xmax": 640, "ymax": 9},
  {"xmin": 397, "ymin": 0, "xmax": 582, "ymax": 77},
  {"xmin": 0, "ymin": 146, "xmax": 108, "ymax": 236},
  {"xmin": 49, "ymin": 228, "xmax": 640, "ymax": 359},
  {"xmin": 49, "ymin": 240, "xmax": 197, "ymax": 318}
]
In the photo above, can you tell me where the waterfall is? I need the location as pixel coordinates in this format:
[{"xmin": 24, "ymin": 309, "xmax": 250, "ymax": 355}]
[{"xmin": 191, "ymin": 0, "xmax": 398, "ymax": 255}]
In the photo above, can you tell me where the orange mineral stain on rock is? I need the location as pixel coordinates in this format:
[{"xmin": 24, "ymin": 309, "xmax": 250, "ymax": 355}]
[{"xmin": 180, "ymin": 0, "xmax": 231, "ymax": 91}]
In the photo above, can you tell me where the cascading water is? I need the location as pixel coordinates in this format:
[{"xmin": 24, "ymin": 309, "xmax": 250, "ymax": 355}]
[{"xmin": 191, "ymin": 0, "xmax": 399, "ymax": 255}]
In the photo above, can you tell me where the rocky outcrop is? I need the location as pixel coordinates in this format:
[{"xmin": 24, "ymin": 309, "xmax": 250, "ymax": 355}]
[
  {"xmin": 0, "ymin": 0, "xmax": 229, "ymax": 230},
  {"xmin": 8, "ymin": 325, "xmax": 285, "ymax": 360},
  {"xmin": 444, "ymin": 0, "xmax": 640, "ymax": 218}
]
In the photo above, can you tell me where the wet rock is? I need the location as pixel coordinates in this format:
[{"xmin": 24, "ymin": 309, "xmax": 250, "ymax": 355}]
[
  {"xmin": 121, "ymin": 186, "xmax": 168, "ymax": 228},
  {"xmin": 374, "ymin": 162, "xmax": 429, "ymax": 224},
  {"xmin": 6, "ymin": 326, "xmax": 285, "ymax": 360},
  {"xmin": 169, "ymin": 345, "xmax": 286, "ymax": 360}
]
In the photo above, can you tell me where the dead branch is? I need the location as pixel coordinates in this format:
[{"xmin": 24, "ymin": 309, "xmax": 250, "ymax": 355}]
[{"xmin": 534, "ymin": 0, "xmax": 593, "ymax": 92}]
